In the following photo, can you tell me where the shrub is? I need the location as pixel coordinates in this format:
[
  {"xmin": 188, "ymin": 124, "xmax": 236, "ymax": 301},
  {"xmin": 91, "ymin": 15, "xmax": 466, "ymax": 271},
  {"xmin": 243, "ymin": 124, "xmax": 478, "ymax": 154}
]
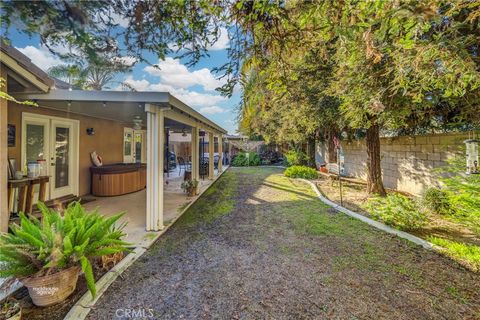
[
  {"xmin": 283, "ymin": 149, "xmax": 306, "ymax": 167},
  {"xmin": 259, "ymin": 149, "xmax": 280, "ymax": 164},
  {"xmin": 231, "ymin": 152, "xmax": 260, "ymax": 166},
  {"xmin": 423, "ymin": 188, "xmax": 454, "ymax": 215},
  {"xmin": 0, "ymin": 202, "xmax": 129, "ymax": 298},
  {"xmin": 363, "ymin": 194, "xmax": 427, "ymax": 231},
  {"xmin": 428, "ymin": 237, "xmax": 480, "ymax": 272},
  {"xmin": 434, "ymin": 156, "xmax": 480, "ymax": 234},
  {"xmin": 284, "ymin": 165, "xmax": 318, "ymax": 179}
]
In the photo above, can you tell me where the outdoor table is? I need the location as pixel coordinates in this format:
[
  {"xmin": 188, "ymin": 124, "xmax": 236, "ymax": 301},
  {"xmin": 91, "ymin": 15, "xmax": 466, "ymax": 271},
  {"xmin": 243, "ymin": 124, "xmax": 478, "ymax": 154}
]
[{"xmin": 8, "ymin": 176, "xmax": 50, "ymax": 215}]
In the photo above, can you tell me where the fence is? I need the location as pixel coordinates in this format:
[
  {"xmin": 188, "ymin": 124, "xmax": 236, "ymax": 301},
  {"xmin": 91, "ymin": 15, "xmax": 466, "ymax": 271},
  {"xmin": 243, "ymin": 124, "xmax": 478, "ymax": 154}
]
[{"xmin": 316, "ymin": 132, "xmax": 468, "ymax": 196}]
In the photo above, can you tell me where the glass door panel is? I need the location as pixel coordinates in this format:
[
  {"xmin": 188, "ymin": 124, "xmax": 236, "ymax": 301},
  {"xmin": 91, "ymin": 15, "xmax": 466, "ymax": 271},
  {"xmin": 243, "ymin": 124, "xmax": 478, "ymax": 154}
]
[
  {"xmin": 25, "ymin": 124, "xmax": 47, "ymax": 164},
  {"xmin": 50, "ymin": 119, "xmax": 76, "ymax": 199},
  {"xmin": 123, "ymin": 128, "xmax": 134, "ymax": 163},
  {"xmin": 54, "ymin": 126, "xmax": 70, "ymax": 188},
  {"xmin": 134, "ymin": 132, "xmax": 143, "ymax": 163}
]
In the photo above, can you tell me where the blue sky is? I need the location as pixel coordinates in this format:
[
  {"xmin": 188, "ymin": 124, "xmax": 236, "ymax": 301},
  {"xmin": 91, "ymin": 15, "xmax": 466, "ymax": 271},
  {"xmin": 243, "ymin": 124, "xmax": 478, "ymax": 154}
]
[{"xmin": 8, "ymin": 27, "xmax": 240, "ymax": 134}]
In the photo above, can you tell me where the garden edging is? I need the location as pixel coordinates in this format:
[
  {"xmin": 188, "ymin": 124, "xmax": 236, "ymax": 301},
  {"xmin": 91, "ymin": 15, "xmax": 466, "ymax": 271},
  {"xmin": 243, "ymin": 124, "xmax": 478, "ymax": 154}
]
[
  {"xmin": 260, "ymin": 165, "xmax": 435, "ymax": 250},
  {"xmin": 297, "ymin": 178, "xmax": 435, "ymax": 250},
  {"xmin": 63, "ymin": 167, "xmax": 231, "ymax": 320}
]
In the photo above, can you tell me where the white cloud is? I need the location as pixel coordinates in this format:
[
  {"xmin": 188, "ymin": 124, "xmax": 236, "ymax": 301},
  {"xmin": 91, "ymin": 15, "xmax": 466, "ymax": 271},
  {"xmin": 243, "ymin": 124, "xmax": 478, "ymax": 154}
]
[
  {"xmin": 121, "ymin": 76, "xmax": 151, "ymax": 91},
  {"xmin": 110, "ymin": 12, "xmax": 129, "ymax": 28},
  {"xmin": 169, "ymin": 27, "xmax": 229, "ymax": 52},
  {"xmin": 199, "ymin": 106, "xmax": 226, "ymax": 114},
  {"xmin": 144, "ymin": 57, "xmax": 226, "ymax": 91},
  {"xmin": 208, "ymin": 27, "xmax": 229, "ymax": 51},
  {"xmin": 120, "ymin": 76, "xmax": 227, "ymax": 108},
  {"xmin": 169, "ymin": 89, "xmax": 226, "ymax": 107},
  {"xmin": 15, "ymin": 45, "xmax": 63, "ymax": 71}
]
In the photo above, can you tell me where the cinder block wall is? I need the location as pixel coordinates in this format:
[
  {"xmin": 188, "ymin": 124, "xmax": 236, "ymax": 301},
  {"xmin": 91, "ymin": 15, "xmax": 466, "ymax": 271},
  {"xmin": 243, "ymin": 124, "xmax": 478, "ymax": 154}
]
[{"xmin": 317, "ymin": 132, "xmax": 468, "ymax": 196}]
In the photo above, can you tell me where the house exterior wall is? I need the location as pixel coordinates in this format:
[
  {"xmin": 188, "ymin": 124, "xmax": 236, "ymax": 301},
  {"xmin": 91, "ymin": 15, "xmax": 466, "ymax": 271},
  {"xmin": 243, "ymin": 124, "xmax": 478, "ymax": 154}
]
[
  {"xmin": 0, "ymin": 66, "xmax": 8, "ymax": 232},
  {"xmin": 8, "ymin": 102, "xmax": 125, "ymax": 196},
  {"xmin": 316, "ymin": 132, "xmax": 467, "ymax": 196}
]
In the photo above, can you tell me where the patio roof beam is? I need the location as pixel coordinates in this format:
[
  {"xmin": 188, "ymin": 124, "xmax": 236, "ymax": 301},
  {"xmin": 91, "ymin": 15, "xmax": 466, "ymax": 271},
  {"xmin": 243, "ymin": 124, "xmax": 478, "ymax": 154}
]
[
  {"xmin": 14, "ymin": 90, "xmax": 227, "ymax": 135},
  {"xmin": 15, "ymin": 90, "xmax": 170, "ymax": 104}
]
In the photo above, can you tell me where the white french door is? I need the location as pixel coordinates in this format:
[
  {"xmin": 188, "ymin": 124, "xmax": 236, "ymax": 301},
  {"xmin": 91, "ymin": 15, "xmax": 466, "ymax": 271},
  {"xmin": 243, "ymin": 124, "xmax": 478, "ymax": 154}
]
[
  {"xmin": 124, "ymin": 128, "xmax": 146, "ymax": 163},
  {"xmin": 123, "ymin": 128, "xmax": 134, "ymax": 163},
  {"xmin": 22, "ymin": 113, "xmax": 79, "ymax": 200}
]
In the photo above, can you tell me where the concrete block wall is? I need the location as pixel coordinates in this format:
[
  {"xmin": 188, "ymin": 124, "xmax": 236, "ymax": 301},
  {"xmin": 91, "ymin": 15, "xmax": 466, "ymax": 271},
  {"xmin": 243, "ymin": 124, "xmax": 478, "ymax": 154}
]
[{"xmin": 317, "ymin": 132, "xmax": 467, "ymax": 196}]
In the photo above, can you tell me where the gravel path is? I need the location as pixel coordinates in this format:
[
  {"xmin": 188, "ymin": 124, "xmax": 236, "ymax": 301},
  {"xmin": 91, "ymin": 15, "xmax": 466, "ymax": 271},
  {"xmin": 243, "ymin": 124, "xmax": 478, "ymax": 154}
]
[{"xmin": 87, "ymin": 167, "xmax": 480, "ymax": 320}]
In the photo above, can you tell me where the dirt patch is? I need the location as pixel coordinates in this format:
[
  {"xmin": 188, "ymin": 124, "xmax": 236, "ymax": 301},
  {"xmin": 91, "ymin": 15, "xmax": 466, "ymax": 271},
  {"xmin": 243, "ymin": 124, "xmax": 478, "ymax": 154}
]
[{"xmin": 87, "ymin": 167, "xmax": 479, "ymax": 319}]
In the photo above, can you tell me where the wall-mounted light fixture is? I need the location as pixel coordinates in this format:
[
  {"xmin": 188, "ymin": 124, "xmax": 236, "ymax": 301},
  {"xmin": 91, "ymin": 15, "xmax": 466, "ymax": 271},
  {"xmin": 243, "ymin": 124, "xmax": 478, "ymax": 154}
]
[
  {"xmin": 86, "ymin": 128, "xmax": 95, "ymax": 136},
  {"xmin": 132, "ymin": 116, "xmax": 143, "ymax": 130},
  {"xmin": 102, "ymin": 101, "xmax": 107, "ymax": 108},
  {"xmin": 67, "ymin": 100, "xmax": 72, "ymax": 107}
]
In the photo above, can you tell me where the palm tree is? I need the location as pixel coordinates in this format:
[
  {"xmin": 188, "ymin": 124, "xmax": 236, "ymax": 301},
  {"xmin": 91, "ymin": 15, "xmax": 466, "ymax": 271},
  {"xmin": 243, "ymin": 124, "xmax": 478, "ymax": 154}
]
[
  {"xmin": 48, "ymin": 64, "xmax": 84, "ymax": 89},
  {"xmin": 48, "ymin": 56, "xmax": 133, "ymax": 90}
]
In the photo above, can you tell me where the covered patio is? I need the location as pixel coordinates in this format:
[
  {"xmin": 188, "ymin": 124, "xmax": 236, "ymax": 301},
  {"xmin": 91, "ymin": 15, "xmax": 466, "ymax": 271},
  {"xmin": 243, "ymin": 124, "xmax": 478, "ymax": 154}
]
[{"xmin": 9, "ymin": 90, "xmax": 227, "ymax": 246}]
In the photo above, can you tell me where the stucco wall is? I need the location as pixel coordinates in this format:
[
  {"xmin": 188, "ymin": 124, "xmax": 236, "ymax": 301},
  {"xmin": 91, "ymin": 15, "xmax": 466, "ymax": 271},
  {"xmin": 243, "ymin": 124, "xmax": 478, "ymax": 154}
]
[
  {"xmin": 8, "ymin": 102, "xmax": 126, "ymax": 196},
  {"xmin": 317, "ymin": 132, "xmax": 467, "ymax": 196}
]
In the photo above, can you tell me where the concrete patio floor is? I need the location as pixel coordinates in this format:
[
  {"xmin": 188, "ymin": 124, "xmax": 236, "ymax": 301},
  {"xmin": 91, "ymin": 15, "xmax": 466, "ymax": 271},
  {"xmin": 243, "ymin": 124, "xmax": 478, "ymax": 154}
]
[{"xmin": 83, "ymin": 166, "xmax": 226, "ymax": 247}]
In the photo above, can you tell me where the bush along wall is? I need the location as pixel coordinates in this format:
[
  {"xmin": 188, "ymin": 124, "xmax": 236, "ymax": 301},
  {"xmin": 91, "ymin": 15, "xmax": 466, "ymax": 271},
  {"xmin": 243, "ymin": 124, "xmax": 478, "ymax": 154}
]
[
  {"xmin": 284, "ymin": 165, "xmax": 318, "ymax": 179},
  {"xmin": 231, "ymin": 152, "xmax": 261, "ymax": 166}
]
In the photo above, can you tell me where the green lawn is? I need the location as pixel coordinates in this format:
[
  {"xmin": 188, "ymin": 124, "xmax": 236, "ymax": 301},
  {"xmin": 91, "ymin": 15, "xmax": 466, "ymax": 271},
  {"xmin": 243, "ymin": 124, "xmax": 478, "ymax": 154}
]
[{"xmin": 87, "ymin": 167, "xmax": 480, "ymax": 320}]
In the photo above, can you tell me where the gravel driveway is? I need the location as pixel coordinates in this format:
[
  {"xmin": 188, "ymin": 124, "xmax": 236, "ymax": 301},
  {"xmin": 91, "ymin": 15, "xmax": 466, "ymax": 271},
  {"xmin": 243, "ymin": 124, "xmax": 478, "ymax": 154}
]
[{"xmin": 87, "ymin": 167, "xmax": 480, "ymax": 320}]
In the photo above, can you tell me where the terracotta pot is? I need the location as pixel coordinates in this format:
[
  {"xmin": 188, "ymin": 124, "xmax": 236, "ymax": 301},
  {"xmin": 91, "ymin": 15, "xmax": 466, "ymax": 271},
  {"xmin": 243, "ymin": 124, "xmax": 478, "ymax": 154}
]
[
  {"xmin": 187, "ymin": 188, "xmax": 196, "ymax": 197},
  {"xmin": 21, "ymin": 266, "xmax": 80, "ymax": 307}
]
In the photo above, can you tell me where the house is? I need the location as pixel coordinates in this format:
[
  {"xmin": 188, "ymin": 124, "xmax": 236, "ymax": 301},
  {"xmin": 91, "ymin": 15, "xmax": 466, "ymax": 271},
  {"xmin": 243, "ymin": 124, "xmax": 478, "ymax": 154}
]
[{"xmin": 0, "ymin": 40, "xmax": 227, "ymax": 243}]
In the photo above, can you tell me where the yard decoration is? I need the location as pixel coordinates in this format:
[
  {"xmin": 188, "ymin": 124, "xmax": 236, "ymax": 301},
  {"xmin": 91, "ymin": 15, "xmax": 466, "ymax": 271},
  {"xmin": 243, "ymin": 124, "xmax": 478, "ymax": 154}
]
[{"xmin": 0, "ymin": 202, "xmax": 129, "ymax": 306}]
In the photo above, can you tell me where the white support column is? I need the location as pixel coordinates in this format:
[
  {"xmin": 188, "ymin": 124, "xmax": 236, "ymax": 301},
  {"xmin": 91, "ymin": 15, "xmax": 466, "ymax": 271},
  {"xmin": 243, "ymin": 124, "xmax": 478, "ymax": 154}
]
[
  {"xmin": 145, "ymin": 104, "xmax": 165, "ymax": 231},
  {"xmin": 0, "ymin": 67, "xmax": 8, "ymax": 232},
  {"xmin": 218, "ymin": 135, "xmax": 223, "ymax": 173},
  {"xmin": 191, "ymin": 127, "xmax": 200, "ymax": 194},
  {"xmin": 208, "ymin": 132, "xmax": 214, "ymax": 179},
  {"xmin": 157, "ymin": 110, "xmax": 165, "ymax": 229}
]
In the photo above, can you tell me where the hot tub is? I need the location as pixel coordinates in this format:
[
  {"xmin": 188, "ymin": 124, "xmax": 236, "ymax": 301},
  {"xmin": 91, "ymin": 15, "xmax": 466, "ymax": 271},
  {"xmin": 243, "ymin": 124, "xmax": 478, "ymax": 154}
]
[{"xmin": 90, "ymin": 163, "xmax": 147, "ymax": 196}]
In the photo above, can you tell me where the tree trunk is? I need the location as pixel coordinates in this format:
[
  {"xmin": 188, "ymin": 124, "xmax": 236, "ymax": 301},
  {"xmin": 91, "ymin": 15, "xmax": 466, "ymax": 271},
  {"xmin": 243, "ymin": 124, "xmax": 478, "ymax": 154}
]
[
  {"xmin": 327, "ymin": 129, "xmax": 338, "ymax": 164},
  {"xmin": 306, "ymin": 136, "xmax": 316, "ymax": 168},
  {"xmin": 365, "ymin": 123, "xmax": 386, "ymax": 195}
]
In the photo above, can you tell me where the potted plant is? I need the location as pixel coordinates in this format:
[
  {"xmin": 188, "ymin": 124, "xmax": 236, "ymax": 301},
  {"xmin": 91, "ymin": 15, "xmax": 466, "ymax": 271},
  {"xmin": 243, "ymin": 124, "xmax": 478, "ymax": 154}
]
[
  {"xmin": 181, "ymin": 179, "xmax": 199, "ymax": 197},
  {"xmin": 0, "ymin": 300, "xmax": 21, "ymax": 320},
  {"xmin": 0, "ymin": 202, "xmax": 129, "ymax": 307}
]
